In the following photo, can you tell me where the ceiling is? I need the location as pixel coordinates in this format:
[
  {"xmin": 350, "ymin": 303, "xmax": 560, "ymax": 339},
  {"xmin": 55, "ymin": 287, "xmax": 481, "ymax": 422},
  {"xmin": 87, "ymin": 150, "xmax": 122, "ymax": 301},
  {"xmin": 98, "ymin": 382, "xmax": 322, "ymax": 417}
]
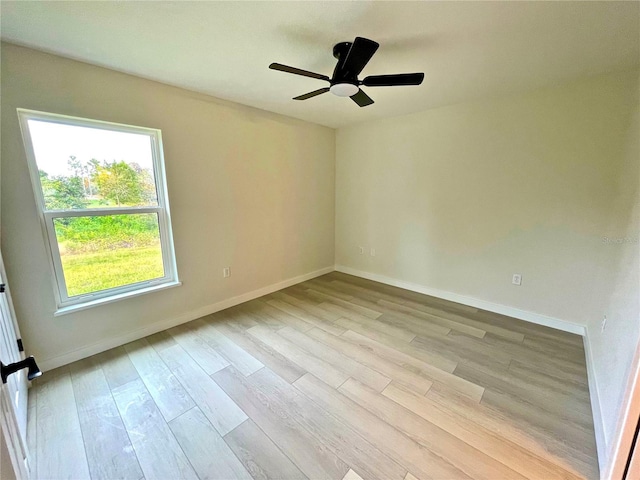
[{"xmin": 1, "ymin": 1, "xmax": 638, "ymax": 128}]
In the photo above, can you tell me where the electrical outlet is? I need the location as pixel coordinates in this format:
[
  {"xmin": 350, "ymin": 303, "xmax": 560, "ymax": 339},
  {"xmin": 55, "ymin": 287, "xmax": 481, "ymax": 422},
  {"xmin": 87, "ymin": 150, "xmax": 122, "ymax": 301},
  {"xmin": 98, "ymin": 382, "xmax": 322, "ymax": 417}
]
[
  {"xmin": 370, "ymin": 248, "xmax": 376, "ymax": 257},
  {"xmin": 359, "ymin": 246, "xmax": 365, "ymax": 255},
  {"xmin": 223, "ymin": 267, "xmax": 231, "ymax": 278},
  {"xmin": 512, "ymin": 274, "xmax": 522, "ymax": 286},
  {"xmin": 601, "ymin": 315, "xmax": 607, "ymax": 332}
]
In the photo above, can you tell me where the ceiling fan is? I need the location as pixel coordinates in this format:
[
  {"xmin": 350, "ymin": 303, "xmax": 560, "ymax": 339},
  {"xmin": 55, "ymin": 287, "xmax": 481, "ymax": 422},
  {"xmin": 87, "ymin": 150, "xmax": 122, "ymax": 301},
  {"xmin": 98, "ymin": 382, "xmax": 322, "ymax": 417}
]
[{"xmin": 269, "ymin": 37, "xmax": 424, "ymax": 107}]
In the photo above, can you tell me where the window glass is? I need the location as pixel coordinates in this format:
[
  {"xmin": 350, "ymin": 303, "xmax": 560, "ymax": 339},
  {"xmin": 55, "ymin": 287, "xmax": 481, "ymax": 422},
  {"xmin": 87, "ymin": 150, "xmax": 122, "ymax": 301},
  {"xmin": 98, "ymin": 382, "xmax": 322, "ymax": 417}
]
[
  {"xmin": 53, "ymin": 214, "xmax": 164, "ymax": 297},
  {"xmin": 27, "ymin": 120, "xmax": 159, "ymax": 210}
]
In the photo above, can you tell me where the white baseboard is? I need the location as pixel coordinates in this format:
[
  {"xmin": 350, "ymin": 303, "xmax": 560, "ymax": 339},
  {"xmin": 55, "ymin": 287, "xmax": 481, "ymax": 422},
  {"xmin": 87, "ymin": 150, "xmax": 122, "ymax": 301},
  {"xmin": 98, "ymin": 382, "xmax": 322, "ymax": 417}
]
[
  {"xmin": 335, "ymin": 265, "xmax": 586, "ymax": 335},
  {"xmin": 583, "ymin": 327, "xmax": 607, "ymax": 476},
  {"xmin": 39, "ymin": 266, "xmax": 334, "ymax": 371}
]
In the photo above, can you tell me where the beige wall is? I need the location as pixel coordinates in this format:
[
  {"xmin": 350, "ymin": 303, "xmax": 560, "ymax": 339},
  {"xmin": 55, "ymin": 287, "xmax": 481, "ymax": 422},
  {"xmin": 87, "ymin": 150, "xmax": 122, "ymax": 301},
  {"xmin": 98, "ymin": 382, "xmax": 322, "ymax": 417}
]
[
  {"xmin": 0, "ymin": 43, "xmax": 335, "ymax": 366},
  {"xmin": 1, "ymin": 431, "xmax": 17, "ymax": 480},
  {"xmin": 591, "ymin": 81, "xmax": 639, "ymax": 463},
  {"xmin": 336, "ymin": 70, "xmax": 637, "ymax": 327}
]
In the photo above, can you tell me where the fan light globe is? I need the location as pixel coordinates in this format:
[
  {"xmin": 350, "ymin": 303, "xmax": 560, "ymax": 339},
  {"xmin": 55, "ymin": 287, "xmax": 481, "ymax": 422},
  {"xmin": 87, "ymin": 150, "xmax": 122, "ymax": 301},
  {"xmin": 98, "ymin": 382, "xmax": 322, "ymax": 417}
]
[{"xmin": 330, "ymin": 83, "xmax": 359, "ymax": 97}]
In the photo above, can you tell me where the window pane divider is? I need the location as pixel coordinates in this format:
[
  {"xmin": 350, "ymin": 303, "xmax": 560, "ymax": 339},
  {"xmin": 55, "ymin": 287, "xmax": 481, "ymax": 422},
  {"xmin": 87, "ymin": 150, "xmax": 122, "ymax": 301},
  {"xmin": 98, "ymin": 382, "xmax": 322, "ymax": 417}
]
[{"xmin": 43, "ymin": 206, "xmax": 162, "ymax": 219}]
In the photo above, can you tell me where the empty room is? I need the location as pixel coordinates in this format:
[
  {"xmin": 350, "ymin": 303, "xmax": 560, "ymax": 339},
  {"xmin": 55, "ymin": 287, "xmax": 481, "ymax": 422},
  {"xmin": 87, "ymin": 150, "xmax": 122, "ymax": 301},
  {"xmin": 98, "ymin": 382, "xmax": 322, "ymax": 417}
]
[{"xmin": 0, "ymin": 1, "xmax": 638, "ymax": 480}]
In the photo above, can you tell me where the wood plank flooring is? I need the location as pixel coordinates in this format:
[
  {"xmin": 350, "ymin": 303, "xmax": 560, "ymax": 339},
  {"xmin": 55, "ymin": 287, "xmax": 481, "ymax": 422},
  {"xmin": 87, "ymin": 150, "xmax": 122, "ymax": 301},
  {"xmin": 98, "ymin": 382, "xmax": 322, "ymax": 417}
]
[{"xmin": 28, "ymin": 272, "xmax": 599, "ymax": 479}]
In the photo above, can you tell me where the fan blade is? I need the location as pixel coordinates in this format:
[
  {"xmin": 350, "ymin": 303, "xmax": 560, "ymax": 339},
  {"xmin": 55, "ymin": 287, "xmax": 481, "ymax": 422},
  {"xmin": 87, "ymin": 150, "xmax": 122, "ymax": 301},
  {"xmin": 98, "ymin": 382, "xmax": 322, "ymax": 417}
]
[
  {"xmin": 269, "ymin": 63, "xmax": 330, "ymax": 82},
  {"xmin": 362, "ymin": 73, "xmax": 425, "ymax": 87},
  {"xmin": 293, "ymin": 88, "xmax": 330, "ymax": 100},
  {"xmin": 350, "ymin": 89, "xmax": 374, "ymax": 107},
  {"xmin": 340, "ymin": 37, "xmax": 379, "ymax": 77}
]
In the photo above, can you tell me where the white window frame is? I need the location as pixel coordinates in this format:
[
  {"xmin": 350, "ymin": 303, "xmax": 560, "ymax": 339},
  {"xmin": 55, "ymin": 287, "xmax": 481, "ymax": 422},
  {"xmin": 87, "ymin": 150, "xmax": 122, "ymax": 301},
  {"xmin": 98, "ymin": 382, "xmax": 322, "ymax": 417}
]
[{"xmin": 17, "ymin": 109, "xmax": 180, "ymax": 315}]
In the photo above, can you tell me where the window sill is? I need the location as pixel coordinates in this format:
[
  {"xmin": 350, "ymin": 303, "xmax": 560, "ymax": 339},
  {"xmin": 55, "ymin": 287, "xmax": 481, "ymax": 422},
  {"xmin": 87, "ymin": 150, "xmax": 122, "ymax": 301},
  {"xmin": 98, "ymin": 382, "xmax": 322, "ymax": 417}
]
[{"xmin": 54, "ymin": 280, "xmax": 182, "ymax": 317}]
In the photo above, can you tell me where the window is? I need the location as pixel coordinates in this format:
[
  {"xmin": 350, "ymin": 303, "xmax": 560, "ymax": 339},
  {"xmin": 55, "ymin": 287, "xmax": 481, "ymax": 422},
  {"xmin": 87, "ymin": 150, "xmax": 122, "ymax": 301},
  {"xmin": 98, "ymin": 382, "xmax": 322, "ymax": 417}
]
[{"xmin": 18, "ymin": 109, "xmax": 179, "ymax": 313}]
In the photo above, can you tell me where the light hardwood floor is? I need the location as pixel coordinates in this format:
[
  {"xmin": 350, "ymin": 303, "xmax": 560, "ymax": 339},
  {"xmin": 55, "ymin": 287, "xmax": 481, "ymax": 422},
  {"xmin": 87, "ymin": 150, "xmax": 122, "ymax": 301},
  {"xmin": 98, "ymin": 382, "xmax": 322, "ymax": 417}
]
[{"xmin": 28, "ymin": 272, "xmax": 599, "ymax": 479}]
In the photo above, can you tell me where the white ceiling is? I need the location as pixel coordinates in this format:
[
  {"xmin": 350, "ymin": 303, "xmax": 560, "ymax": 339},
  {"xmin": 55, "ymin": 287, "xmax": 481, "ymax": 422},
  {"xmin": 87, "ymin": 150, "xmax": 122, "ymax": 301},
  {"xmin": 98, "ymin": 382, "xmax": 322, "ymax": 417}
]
[{"xmin": 1, "ymin": 1, "xmax": 638, "ymax": 128}]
